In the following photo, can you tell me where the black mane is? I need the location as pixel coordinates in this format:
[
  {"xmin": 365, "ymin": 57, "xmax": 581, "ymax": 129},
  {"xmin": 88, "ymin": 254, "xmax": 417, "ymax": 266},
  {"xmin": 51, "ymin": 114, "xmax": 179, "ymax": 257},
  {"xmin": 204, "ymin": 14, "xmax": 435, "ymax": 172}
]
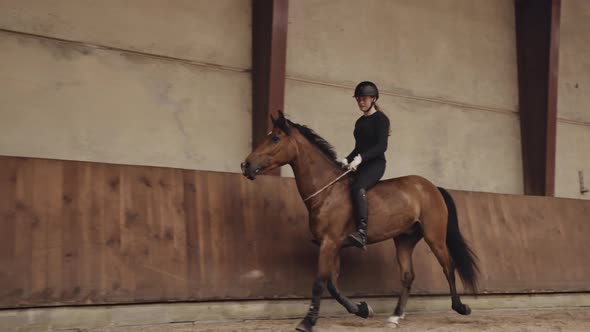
[{"xmin": 275, "ymin": 118, "xmax": 344, "ymax": 167}]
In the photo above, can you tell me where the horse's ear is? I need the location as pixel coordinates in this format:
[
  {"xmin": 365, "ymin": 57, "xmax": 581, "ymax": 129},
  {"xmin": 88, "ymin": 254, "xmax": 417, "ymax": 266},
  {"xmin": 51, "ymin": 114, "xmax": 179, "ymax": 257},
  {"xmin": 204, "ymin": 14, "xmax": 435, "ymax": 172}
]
[
  {"xmin": 270, "ymin": 113, "xmax": 277, "ymax": 126},
  {"xmin": 276, "ymin": 110, "xmax": 287, "ymax": 126}
]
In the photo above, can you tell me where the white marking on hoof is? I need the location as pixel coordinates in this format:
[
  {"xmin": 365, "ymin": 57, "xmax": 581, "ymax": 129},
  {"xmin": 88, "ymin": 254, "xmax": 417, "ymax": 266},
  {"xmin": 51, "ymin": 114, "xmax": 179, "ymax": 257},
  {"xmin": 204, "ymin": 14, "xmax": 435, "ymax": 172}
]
[
  {"xmin": 387, "ymin": 314, "xmax": 405, "ymax": 327},
  {"xmin": 387, "ymin": 316, "xmax": 401, "ymax": 326},
  {"xmin": 368, "ymin": 304, "xmax": 375, "ymax": 318}
]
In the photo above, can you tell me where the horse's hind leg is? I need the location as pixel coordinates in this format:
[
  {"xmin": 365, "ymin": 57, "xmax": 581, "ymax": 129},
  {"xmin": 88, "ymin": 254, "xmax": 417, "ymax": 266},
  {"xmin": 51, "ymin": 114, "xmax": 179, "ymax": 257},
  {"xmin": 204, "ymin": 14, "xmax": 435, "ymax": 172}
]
[
  {"xmin": 422, "ymin": 216, "xmax": 471, "ymax": 315},
  {"xmin": 388, "ymin": 229, "xmax": 422, "ymax": 326},
  {"xmin": 326, "ymin": 255, "xmax": 373, "ymax": 319}
]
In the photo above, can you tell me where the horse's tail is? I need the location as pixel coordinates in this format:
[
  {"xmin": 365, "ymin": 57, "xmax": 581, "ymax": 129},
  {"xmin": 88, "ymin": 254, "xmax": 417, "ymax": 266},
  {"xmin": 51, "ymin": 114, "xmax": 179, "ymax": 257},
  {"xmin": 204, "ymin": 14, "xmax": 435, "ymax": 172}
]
[{"xmin": 437, "ymin": 187, "xmax": 479, "ymax": 293}]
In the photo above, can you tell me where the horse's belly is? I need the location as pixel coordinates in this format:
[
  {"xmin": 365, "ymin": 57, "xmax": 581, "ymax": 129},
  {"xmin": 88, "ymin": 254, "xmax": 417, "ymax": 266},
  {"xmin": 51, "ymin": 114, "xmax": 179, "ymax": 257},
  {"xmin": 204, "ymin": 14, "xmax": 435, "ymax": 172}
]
[{"xmin": 366, "ymin": 213, "xmax": 417, "ymax": 243}]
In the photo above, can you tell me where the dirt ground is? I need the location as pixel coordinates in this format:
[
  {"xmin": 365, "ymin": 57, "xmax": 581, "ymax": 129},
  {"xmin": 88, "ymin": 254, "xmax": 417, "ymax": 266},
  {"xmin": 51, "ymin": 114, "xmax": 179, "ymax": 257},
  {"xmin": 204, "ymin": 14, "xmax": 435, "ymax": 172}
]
[{"xmin": 92, "ymin": 307, "xmax": 590, "ymax": 332}]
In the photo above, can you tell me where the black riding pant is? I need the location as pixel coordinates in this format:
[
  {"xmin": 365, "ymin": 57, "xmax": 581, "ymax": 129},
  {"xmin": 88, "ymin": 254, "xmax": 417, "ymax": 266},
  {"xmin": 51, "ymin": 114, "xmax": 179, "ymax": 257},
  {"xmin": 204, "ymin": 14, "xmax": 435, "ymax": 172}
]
[{"xmin": 351, "ymin": 159, "xmax": 386, "ymax": 193}]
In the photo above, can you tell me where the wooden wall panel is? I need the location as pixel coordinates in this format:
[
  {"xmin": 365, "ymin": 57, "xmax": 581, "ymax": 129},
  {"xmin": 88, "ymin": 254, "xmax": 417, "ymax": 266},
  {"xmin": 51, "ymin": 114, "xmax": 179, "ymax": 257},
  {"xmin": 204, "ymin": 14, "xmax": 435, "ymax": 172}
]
[{"xmin": 0, "ymin": 156, "xmax": 589, "ymax": 308}]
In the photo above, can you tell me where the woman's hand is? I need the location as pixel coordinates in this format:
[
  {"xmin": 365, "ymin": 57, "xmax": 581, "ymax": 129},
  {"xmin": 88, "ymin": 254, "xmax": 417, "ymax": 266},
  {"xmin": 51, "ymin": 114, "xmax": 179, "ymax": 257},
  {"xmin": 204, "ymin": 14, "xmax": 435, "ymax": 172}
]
[
  {"xmin": 349, "ymin": 155, "xmax": 362, "ymax": 171},
  {"xmin": 340, "ymin": 158, "xmax": 350, "ymax": 170}
]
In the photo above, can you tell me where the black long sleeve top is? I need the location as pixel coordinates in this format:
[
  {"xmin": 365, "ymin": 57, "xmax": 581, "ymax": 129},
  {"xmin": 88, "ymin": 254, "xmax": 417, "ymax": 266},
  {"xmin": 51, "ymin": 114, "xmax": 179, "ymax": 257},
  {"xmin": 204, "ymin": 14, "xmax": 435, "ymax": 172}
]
[{"xmin": 345, "ymin": 111, "xmax": 390, "ymax": 163}]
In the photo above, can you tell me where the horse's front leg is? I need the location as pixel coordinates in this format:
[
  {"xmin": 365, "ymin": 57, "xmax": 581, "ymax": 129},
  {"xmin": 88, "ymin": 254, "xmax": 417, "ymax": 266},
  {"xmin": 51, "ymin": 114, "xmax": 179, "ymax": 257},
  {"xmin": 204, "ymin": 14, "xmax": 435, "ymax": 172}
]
[
  {"xmin": 295, "ymin": 239, "xmax": 339, "ymax": 332},
  {"xmin": 327, "ymin": 254, "xmax": 374, "ymax": 318}
]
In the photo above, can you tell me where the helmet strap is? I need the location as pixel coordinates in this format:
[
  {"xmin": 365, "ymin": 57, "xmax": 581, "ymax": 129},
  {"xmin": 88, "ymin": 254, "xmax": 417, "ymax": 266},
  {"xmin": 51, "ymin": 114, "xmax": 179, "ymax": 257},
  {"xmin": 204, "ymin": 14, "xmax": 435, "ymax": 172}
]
[{"xmin": 363, "ymin": 98, "xmax": 376, "ymax": 113}]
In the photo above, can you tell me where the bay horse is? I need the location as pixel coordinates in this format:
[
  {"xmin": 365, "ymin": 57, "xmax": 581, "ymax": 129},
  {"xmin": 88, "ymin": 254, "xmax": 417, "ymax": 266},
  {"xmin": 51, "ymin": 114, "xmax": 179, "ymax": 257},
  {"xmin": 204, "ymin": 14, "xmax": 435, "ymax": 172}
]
[{"xmin": 241, "ymin": 111, "xmax": 478, "ymax": 331}]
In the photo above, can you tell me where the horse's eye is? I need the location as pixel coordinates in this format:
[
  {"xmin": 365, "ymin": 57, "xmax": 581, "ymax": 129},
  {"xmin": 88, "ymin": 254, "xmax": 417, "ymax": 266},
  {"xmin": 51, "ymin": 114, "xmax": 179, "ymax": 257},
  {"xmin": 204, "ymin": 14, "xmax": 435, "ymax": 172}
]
[{"xmin": 271, "ymin": 135, "xmax": 280, "ymax": 143}]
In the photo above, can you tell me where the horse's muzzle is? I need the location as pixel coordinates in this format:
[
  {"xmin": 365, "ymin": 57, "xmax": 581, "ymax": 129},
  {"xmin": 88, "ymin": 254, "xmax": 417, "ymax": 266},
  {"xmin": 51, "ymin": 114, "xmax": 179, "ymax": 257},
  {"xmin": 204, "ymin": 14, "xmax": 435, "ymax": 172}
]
[{"xmin": 241, "ymin": 160, "xmax": 259, "ymax": 180}]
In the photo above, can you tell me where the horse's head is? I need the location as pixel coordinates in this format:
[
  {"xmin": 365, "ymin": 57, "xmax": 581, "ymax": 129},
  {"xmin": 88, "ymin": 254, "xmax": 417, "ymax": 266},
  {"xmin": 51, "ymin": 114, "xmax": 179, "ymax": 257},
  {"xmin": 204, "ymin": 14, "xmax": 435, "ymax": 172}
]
[{"xmin": 241, "ymin": 111, "xmax": 298, "ymax": 180}]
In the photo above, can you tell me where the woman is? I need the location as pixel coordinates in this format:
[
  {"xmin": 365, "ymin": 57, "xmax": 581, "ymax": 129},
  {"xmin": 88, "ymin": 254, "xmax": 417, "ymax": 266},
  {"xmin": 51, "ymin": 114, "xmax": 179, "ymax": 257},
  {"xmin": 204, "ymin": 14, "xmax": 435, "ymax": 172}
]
[{"xmin": 341, "ymin": 81, "xmax": 390, "ymax": 250}]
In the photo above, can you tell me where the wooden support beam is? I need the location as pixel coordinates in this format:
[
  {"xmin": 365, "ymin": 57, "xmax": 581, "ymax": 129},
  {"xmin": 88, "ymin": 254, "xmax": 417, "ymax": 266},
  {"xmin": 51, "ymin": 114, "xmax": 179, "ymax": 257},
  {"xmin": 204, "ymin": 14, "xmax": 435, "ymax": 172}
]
[
  {"xmin": 515, "ymin": 0, "xmax": 561, "ymax": 196},
  {"xmin": 252, "ymin": 0, "xmax": 289, "ymax": 175}
]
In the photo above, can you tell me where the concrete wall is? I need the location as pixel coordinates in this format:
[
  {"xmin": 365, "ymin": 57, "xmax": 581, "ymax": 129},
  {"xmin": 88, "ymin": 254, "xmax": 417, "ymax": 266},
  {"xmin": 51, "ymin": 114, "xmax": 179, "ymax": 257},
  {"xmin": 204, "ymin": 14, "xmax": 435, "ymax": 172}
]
[
  {"xmin": 556, "ymin": 0, "xmax": 590, "ymax": 200},
  {"xmin": 283, "ymin": 0, "xmax": 522, "ymax": 194},
  {"xmin": 2, "ymin": 0, "xmax": 589, "ymax": 197},
  {"xmin": 0, "ymin": 0, "xmax": 251, "ymax": 173}
]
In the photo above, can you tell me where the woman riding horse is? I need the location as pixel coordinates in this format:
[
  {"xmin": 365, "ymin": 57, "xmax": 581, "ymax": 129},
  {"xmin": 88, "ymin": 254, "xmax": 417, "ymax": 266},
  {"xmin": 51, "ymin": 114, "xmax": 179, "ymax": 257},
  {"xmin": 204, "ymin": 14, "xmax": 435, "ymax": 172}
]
[
  {"xmin": 241, "ymin": 97, "xmax": 478, "ymax": 332},
  {"xmin": 342, "ymin": 81, "xmax": 390, "ymax": 250}
]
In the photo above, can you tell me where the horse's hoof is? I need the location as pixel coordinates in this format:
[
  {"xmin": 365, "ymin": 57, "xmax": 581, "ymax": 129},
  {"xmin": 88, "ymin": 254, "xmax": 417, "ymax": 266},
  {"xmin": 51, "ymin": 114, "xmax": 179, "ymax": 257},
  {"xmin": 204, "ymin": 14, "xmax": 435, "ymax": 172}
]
[
  {"xmin": 387, "ymin": 315, "xmax": 402, "ymax": 327},
  {"xmin": 453, "ymin": 303, "xmax": 471, "ymax": 315},
  {"xmin": 387, "ymin": 313, "xmax": 405, "ymax": 326},
  {"xmin": 355, "ymin": 301, "xmax": 374, "ymax": 319},
  {"xmin": 295, "ymin": 318, "xmax": 313, "ymax": 332}
]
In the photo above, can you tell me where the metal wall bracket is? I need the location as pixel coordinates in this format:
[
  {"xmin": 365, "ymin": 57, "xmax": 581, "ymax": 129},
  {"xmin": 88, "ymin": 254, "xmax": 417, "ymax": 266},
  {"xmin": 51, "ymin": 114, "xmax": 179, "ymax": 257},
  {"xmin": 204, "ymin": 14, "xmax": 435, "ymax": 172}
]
[{"xmin": 579, "ymin": 170, "xmax": 589, "ymax": 194}]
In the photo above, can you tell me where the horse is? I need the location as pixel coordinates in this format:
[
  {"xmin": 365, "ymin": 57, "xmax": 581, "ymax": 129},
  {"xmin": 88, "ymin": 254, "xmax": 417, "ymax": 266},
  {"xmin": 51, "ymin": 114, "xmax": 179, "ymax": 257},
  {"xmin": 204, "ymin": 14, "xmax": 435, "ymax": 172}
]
[{"xmin": 241, "ymin": 111, "xmax": 479, "ymax": 331}]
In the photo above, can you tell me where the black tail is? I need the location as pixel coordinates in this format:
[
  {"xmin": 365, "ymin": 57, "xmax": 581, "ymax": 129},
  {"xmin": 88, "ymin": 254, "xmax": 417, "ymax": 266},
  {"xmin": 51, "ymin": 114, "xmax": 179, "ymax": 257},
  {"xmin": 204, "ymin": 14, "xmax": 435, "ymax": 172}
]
[{"xmin": 437, "ymin": 187, "xmax": 479, "ymax": 293}]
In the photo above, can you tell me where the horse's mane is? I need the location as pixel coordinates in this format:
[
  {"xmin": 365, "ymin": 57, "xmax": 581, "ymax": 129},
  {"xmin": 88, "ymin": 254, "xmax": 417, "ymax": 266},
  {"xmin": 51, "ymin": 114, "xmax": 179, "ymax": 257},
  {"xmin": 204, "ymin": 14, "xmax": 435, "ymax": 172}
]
[{"xmin": 274, "ymin": 117, "xmax": 345, "ymax": 168}]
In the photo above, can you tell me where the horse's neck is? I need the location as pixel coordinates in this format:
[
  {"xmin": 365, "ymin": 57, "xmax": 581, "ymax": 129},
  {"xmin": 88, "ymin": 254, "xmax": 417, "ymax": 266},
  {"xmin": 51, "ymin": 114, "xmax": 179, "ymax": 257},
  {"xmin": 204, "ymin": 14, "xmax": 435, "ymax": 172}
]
[{"xmin": 289, "ymin": 137, "xmax": 344, "ymax": 204}]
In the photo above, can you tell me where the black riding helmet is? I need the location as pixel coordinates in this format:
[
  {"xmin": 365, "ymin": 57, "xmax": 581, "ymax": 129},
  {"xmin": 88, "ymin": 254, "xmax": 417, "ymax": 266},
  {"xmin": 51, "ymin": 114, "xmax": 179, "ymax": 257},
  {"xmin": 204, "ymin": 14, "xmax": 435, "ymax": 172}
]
[
  {"xmin": 354, "ymin": 81, "xmax": 379, "ymax": 112},
  {"xmin": 353, "ymin": 81, "xmax": 379, "ymax": 100}
]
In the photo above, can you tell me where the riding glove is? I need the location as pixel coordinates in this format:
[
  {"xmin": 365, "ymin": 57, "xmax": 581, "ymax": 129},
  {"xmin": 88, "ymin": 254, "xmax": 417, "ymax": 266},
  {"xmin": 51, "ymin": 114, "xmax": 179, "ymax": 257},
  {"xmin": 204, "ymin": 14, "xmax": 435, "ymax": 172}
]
[{"xmin": 349, "ymin": 155, "xmax": 362, "ymax": 171}]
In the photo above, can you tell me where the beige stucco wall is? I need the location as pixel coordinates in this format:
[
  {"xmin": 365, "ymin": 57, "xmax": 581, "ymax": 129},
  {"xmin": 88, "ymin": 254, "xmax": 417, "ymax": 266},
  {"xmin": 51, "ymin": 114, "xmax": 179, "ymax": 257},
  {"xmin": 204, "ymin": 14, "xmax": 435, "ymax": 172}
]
[
  {"xmin": 2, "ymin": 0, "xmax": 588, "ymax": 197},
  {"xmin": 0, "ymin": 0, "xmax": 251, "ymax": 173},
  {"xmin": 283, "ymin": 0, "xmax": 522, "ymax": 194},
  {"xmin": 555, "ymin": 0, "xmax": 590, "ymax": 200},
  {"xmin": 0, "ymin": 0, "xmax": 250, "ymax": 69}
]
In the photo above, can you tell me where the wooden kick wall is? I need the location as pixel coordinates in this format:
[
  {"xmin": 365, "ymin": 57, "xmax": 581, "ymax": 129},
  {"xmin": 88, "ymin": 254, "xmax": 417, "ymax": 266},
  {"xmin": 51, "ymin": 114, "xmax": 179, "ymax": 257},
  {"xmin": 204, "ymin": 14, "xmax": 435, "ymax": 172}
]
[{"xmin": 0, "ymin": 156, "xmax": 589, "ymax": 308}]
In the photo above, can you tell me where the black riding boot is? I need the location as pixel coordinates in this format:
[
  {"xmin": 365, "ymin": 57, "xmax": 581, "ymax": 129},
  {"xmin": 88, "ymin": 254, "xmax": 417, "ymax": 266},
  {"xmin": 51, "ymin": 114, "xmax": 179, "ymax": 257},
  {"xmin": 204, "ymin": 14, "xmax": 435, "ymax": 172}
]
[{"xmin": 348, "ymin": 188, "xmax": 368, "ymax": 250}]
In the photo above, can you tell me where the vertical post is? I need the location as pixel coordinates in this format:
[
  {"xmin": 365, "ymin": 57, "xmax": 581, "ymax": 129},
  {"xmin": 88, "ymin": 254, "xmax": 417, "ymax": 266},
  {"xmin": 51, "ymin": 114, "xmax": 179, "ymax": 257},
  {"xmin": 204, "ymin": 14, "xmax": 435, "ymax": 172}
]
[
  {"xmin": 252, "ymin": 0, "xmax": 289, "ymax": 176},
  {"xmin": 515, "ymin": 0, "xmax": 561, "ymax": 196}
]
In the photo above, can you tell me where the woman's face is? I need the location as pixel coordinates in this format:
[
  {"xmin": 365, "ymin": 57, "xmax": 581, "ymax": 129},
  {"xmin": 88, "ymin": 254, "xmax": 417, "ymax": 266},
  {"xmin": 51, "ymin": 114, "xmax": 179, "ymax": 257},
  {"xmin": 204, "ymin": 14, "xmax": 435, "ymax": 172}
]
[{"xmin": 355, "ymin": 96, "xmax": 375, "ymax": 112}]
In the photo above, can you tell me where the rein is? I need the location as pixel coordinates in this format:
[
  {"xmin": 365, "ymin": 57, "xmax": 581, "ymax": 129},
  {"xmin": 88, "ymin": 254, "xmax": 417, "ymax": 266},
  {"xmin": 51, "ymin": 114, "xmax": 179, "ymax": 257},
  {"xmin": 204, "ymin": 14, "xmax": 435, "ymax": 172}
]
[{"xmin": 303, "ymin": 169, "xmax": 352, "ymax": 202}]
